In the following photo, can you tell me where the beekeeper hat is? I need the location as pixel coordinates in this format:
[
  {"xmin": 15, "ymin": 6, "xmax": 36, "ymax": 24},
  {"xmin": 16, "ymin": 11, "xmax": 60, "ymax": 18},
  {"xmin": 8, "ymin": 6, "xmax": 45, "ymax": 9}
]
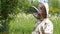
[{"xmin": 32, "ymin": 2, "xmax": 49, "ymax": 17}]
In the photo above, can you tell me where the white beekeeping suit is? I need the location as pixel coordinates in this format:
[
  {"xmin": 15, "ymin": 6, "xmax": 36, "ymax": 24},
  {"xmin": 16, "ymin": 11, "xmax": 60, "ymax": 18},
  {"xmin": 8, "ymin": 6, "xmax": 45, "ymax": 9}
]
[{"xmin": 32, "ymin": 0, "xmax": 53, "ymax": 34}]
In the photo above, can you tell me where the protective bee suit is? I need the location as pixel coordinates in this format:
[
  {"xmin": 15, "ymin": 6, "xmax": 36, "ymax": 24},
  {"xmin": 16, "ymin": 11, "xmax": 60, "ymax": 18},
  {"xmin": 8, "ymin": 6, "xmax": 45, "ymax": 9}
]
[{"xmin": 32, "ymin": 0, "xmax": 53, "ymax": 34}]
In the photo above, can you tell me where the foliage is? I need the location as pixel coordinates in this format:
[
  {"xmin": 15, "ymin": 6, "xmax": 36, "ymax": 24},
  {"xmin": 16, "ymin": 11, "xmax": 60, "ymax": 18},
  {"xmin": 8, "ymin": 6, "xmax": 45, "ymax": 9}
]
[
  {"xmin": 9, "ymin": 13, "xmax": 60, "ymax": 34},
  {"xmin": 17, "ymin": 0, "xmax": 38, "ymax": 14},
  {"xmin": 49, "ymin": 0, "xmax": 60, "ymax": 15},
  {"xmin": 0, "ymin": 0, "xmax": 18, "ymax": 32},
  {"xmin": 9, "ymin": 13, "xmax": 36, "ymax": 34},
  {"xmin": 0, "ymin": 0, "xmax": 60, "ymax": 33},
  {"xmin": 49, "ymin": 6, "xmax": 60, "ymax": 15}
]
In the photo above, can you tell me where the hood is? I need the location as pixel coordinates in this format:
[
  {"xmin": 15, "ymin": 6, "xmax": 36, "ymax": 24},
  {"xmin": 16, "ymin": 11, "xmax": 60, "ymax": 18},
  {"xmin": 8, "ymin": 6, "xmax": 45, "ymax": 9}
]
[
  {"xmin": 32, "ymin": 2, "xmax": 49, "ymax": 17},
  {"xmin": 42, "ymin": 2, "xmax": 49, "ymax": 17}
]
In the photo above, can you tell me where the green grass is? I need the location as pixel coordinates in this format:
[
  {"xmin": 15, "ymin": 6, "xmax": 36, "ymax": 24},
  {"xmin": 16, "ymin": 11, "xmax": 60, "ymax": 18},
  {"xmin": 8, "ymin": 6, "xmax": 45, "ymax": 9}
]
[
  {"xmin": 50, "ymin": 17, "xmax": 60, "ymax": 34},
  {"xmin": 9, "ymin": 13, "xmax": 60, "ymax": 34}
]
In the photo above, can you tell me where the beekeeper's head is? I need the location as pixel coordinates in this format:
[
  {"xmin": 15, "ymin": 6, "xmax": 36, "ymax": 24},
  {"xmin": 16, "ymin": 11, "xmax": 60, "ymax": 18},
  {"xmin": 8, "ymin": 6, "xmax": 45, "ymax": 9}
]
[{"xmin": 32, "ymin": 2, "xmax": 49, "ymax": 20}]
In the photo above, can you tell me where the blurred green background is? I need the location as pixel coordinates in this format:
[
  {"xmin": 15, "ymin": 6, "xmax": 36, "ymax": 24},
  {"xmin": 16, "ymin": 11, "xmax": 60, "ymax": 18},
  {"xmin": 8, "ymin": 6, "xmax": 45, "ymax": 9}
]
[{"xmin": 0, "ymin": 0, "xmax": 60, "ymax": 34}]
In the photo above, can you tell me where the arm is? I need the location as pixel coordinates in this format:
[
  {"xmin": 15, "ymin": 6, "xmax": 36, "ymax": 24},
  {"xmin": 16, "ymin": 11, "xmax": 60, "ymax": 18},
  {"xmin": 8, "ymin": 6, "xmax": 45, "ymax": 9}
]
[{"xmin": 40, "ymin": 26, "xmax": 45, "ymax": 34}]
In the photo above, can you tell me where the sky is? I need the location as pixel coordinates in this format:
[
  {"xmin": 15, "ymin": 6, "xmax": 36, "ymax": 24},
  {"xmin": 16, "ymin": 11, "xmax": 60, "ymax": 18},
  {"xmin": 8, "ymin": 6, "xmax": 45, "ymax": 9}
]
[{"xmin": 38, "ymin": 0, "xmax": 48, "ymax": 3}]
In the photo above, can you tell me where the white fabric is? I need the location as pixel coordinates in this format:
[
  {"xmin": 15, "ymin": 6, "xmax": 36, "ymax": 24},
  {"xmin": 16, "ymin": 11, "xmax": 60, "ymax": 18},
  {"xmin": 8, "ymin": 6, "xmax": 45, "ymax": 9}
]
[
  {"xmin": 32, "ymin": 18, "xmax": 53, "ymax": 34},
  {"xmin": 42, "ymin": 2, "xmax": 49, "ymax": 17},
  {"xmin": 38, "ymin": 0, "xmax": 49, "ymax": 17}
]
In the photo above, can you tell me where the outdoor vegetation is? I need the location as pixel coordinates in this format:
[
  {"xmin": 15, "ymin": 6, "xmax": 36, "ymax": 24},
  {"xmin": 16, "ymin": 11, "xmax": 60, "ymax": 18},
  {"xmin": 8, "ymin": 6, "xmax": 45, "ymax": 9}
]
[{"xmin": 0, "ymin": 0, "xmax": 60, "ymax": 34}]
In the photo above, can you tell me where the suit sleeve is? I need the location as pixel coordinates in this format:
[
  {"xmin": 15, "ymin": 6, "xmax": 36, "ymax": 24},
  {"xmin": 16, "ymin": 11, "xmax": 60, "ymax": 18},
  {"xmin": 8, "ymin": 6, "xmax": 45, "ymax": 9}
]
[{"xmin": 44, "ymin": 22, "xmax": 53, "ymax": 34}]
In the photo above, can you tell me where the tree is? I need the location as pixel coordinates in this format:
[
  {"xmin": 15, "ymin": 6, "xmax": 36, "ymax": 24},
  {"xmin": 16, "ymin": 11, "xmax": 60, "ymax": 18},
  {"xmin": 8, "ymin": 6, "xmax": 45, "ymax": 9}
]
[{"xmin": 0, "ymin": 0, "xmax": 18, "ymax": 33}]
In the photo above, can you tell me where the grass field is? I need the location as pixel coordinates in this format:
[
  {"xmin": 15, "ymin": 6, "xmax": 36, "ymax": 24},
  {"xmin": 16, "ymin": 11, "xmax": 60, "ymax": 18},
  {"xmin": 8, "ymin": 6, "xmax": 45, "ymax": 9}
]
[{"xmin": 9, "ymin": 13, "xmax": 60, "ymax": 34}]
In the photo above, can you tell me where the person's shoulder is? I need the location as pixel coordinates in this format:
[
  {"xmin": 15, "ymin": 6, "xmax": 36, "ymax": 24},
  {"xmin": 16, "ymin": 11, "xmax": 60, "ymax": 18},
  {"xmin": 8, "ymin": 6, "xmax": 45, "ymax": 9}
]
[
  {"xmin": 44, "ymin": 18, "xmax": 53, "ymax": 29},
  {"xmin": 45, "ymin": 18, "xmax": 53, "ymax": 25},
  {"xmin": 45, "ymin": 18, "xmax": 51, "ymax": 22}
]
